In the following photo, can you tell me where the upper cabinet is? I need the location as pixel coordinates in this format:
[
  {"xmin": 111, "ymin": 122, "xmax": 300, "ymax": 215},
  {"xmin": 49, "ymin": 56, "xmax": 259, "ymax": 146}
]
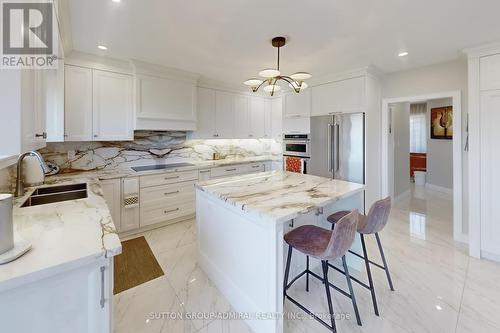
[
  {"xmin": 234, "ymin": 95, "xmax": 250, "ymax": 138},
  {"xmin": 93, "ymin": 70, "xmax": 134, "ymax": 141},
  {"xmin": 283, "ymin": 90, "xmax": 311, "ymax": 118},
  {"xmin": 480, "ymin": 54, "xmax": 500, "ymax": 91},
  {"xmin": 194, "ymin": 88, "xmax": 217, "ymax": 139},
  {"xmin": 190, "ymin": 88, "xmax": 275, "ymax": 140},
  {"xmin": 65, "ymin": 65, "xmax": 93, "ymax": 141},
  {"xmin": 64, "ymin": 65, "xmax": 134, "ymax": 141},
  {"xmin": 270, "ymin": 97, "xmax": 283, "ymax": 139},
  {"xmin": 0, "ymin": 69, "xmax": 48, "ymax": 156},
  {"xmin": 311, "ymin": 76, "xmax": 365, "ymax": 116},
  {"xmin": 133, "ymin": 60, "xmax": 199, "ymax": 131},
  {"xmin": 249, "ymin": 97, "xmax": 267, "ymax": 139},
  {"xmin": 135, "ymin": 74, "xmax": 197, "ymax": 130},
  {"xmin": 215, "ymin": 91, "xmax": 235, "ymax": 139}
]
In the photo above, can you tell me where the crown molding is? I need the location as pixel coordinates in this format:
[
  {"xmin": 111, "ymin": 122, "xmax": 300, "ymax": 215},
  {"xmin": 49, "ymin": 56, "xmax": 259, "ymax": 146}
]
[
  {"xmin": 131, "ymin": 59, "xmax": 199, "ymax": 84},
  {"xmin": 462, "ymin": 42, "xmax": 500, "ymax": 58},
  {"xmin": 65, "ymin": 51, "xmax": 134, "ymax": 74}
]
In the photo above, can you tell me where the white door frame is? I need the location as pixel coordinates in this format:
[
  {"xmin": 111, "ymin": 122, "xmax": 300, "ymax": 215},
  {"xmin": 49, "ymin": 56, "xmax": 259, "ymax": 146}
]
[{"xmin": 381, "ymin": 90, "xmax": 465, "ymax": 243}]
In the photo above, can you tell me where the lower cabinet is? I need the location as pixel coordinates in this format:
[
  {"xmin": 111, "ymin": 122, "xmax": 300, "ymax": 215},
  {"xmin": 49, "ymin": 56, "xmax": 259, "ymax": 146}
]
[
  {"xmin": 140, "ymin": 180, "xmax": 196, "ymax": 227},
  {"xmin": 100, "ymin": 179, "xmax": 121, "ymax": 230},
  {"xmin": 101, "ymin": 162, "xmax": 275, "ymax": 234},
  {"xmin": 0, "ymin": 257, "xmax": 113, "ymax": 333}
]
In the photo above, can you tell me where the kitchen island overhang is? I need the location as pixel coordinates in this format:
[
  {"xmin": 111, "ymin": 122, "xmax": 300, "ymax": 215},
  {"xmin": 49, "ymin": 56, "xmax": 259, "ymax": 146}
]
[{"xmin": 195, "ymin": 171, "xmax": 365, "ymax": 333}]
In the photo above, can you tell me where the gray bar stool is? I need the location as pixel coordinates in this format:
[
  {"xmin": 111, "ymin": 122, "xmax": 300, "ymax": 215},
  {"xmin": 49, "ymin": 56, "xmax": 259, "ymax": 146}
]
[
  {"xmin": 326, "ymin": 197, "xmax": 394, "ymax": 316},
  {"xmin": 283, "ymin": 210, "xmax": 361, "ymax": 332}
]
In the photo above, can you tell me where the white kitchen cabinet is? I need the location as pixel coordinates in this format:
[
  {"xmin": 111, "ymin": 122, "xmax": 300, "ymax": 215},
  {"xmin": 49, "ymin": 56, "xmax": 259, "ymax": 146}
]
[
  {"xmin": 479, "ymin": 90, "xmax": 500, "ymax": 257},
  {"xmin": 120, "ymin": 177, "xmax": 140, "ymax": 232},
  {"xmin": 65, "ymin": 65, "xmax": 134, "ymax": 142},
  {"xmin": 64, "ymin": 65, "xmax": 93, "ymax": 141},
  {"xmin": 0, "ymin": 258, "xmax": 113, "ymax": 333},
  {"xmin": 234, "ymin": 95, "xmax": 250, "ymax": 138},
  {"xmin": 135, "ymin": 74, "xmax": 197, "ymax": 131},
  {"xmin": 193, "ymin": 88, "xmax": 216, "ymax": 139},
  {"xmin": 198, "ymin": 169, "xmax": 212, "ymax": 181},
  {"xmin": 0, "ymin": 69, "xmax": 47, "ymax": 155},
  {"xmin": 480, "ymin": 54, "xmax": 500, "ymax": 91},
  {"xmin": 92, "ymin": 70, "xmax": 134, "ymax": 141},
  {"xmin": 283, "ymin": 117, "xmax": 310, "ymax": 134},
  {"xmin": 46, "ymin": 60, "xmax": 65, "ymax": 142},
  {"xmin": 250, "ymin": 96, "xmax": 266, "ymax": 138},
  {"xmin": 283, "ymin": 90, "xmax": 311, "ymax": 118},
  {"xmin": 100, "ymin": 179, "xmax": 122, "ymax": 231},
  {"xmin": 215, "ymin": 91, "xmax": 235, "ymax": 138},
  {"xmin": 264, "ymin": 99, "xmax": 272, "ymax": 138},
  {"xmin": 311, "ymin": 77, "xmax": 365, "ymax": 116},
  {"xmin": 271, "ymin": 97, "xmax": 283, "ymax": 139}
]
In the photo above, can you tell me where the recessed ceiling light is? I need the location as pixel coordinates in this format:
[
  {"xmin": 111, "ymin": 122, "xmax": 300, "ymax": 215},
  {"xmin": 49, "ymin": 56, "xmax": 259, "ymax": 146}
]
[
  {"xmin": 97, "ymin": 45, "xmax": 108, "ymax": 50},
  {"xmin": 111, "ymin": 0, "xmax": 121, "ymax": 2},
  {"xmin": 398, "ymin": 51, "xmax": 409, "ymax": 57}
]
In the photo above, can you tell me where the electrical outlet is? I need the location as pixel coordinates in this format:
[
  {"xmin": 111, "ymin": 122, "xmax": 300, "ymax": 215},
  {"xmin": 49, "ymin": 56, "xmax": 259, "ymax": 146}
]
[{"xmin": 68, "ymin": 150, "xmax": 76, "ymax": 160}]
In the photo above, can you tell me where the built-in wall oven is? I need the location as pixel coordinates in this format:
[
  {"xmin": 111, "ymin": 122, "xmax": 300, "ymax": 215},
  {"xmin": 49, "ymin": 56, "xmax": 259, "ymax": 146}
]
[{"xmin": 283, "ymin": 134, "xmax": 310, "ymax": 174}]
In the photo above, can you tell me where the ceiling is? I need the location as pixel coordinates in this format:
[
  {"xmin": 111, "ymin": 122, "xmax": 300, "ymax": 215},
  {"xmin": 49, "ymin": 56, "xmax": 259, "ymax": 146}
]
[{"xmin": 66, "ymin": 0, "xmax": 500, "ymax": 85}]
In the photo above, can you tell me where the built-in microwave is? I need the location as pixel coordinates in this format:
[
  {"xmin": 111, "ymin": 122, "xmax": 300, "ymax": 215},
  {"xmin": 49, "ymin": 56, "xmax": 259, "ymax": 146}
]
[{"xmin": 283, "ymin": 134, "xmax": 310, "ymax": 158}]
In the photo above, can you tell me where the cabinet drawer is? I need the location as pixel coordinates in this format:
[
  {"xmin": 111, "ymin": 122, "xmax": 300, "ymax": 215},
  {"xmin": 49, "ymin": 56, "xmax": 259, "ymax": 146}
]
[
  {"xmin": 241, "ymin": 162, "xmax": 265, "ymax": 174},
  {"xmin": 210, "ymin": 165, "xmax": 243, "ymax": 178},
  {"xmin": 140, "ymin": 201, "xmax": 195, "ymax": 227},
  {"xmin": 140, "ymin": 170, "xmax": 198, "ymax": 188},
  {"xmin": 140, "ymin": 181, "xmax": 195, "ymax": 209}
]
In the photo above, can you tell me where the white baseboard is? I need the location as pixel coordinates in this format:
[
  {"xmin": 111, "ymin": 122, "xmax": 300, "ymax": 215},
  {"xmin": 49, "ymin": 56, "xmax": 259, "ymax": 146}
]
[
  {"xmin": 394, "ymin": 189, "xmax": 411, "ymax": 202},
  {"xmin": 425, "ymin": 183, "xmax": 453, "ymax": 194},
  {"xmin": 481, "ymin": 250, "xmax": 500, "ymax": 263}
]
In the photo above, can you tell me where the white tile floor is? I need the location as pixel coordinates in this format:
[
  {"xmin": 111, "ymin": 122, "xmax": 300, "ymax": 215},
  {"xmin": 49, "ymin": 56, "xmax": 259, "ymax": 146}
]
[{"xmin": 114, "ymin": 186, "xmax": 500, "ymax": 333}]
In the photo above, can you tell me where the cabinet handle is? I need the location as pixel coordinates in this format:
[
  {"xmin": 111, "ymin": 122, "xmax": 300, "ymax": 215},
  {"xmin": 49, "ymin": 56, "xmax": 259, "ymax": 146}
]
[
  {"xmin": 164, "ymin": 208, "xmax": 179, "ymax": 214},
  {"xmin": 164, "ymin": 176, "xmax": 180, "ymax": 180},
  {"xmin": 249, "ymin": 134, "xmax": 253, "ymax": 137},
  {"xmin": 289, "ymin": 219, "xmax": 294, "ymax": 228},
  {"xmin": 252, "ymin": 165, "xmax": 260, "ymax": 168},
  {"xmin": 225, "ymin": 168, "xmax": 237, "ymax": 172},
  {"xmin": 200, "ymin": 170, "xmax": 210, "ymax": 173},
  {"xmin": 94, "ymin": 134, "xmax": 99, "ymax": 138},
  {"xmin": 35, "ymin": 132, "xmax": 47, "ymax": 139},
  {"xmin": 164, "ymin": 190, "xmax": 180, "ymax": 196},
  {"xmin": 100, "ymin": 266, "xmax": 106, "ymax": 308}
]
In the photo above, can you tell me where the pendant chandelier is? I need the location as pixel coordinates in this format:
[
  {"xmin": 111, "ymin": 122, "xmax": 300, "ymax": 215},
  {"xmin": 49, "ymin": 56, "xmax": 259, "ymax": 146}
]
[{"xmin": 244, "ymin": 36, "xmax": 312, "ymax": 96}]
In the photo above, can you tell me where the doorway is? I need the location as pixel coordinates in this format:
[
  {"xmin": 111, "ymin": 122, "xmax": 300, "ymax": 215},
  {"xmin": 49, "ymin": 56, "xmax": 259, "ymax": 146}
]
[{"xmin": 381, "ymin": 91, "xmax": 465, "ymax": 243}]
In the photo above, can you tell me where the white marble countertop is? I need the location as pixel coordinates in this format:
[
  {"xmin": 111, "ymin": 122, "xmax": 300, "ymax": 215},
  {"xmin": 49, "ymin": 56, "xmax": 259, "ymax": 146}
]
[
  {"xmin": 48, "ymin": 155, "xmax": 280, "ymax": 181},
  {"xmin": 195, "ymin": 171, "xmax": 365, "ymax": 224},
  {"xmin": 0, "ymin": 175, "xmax": 122, "ymax": 292}
]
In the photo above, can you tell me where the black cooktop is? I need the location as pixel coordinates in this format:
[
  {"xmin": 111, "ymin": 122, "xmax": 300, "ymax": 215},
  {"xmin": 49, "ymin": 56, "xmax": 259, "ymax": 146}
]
[{"xmin": 131, "ymin": 163, "xmax": 195, "ymax": 172}]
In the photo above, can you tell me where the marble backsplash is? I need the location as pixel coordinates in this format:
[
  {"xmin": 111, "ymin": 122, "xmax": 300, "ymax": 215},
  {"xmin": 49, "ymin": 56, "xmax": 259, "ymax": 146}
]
[{"xmin": 40, "ymin": 131, "xmax": 282, "ymax": 173}]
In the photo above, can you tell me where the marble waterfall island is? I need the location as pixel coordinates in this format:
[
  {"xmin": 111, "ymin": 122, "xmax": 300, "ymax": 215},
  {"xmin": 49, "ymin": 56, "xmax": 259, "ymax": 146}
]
[{"xmin": 195, "ymin": 171, "xmax": 365, "ymax": 333}]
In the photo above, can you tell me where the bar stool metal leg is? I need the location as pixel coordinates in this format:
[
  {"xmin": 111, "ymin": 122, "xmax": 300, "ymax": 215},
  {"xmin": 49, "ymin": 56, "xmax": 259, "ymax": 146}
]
[
  {"xmin": 342, "ymin": 256, "xmax": 362, "ymax": 326},
  {"xmin": 360, "ymin": 234, "xmax": 379, "ymax": 316},
  {"xmin": 375, "ymin": 232, "xmax": 395, "ymax": 291},
  {"xmin": 306, "ymin": 256, "xmax": 310, "ymax": 292},
  {"xmin": 322, "ymin": 261, "xmax": 337, "ymax": 333},
  {"xmin": 284, "ymin": 245, "xmax": 293, "ymax": 304}
]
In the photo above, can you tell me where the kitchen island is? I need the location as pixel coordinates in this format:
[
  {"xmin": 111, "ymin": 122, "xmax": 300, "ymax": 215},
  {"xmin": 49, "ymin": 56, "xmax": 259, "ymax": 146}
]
[{"xmin": 195, "ymin": 171, "xmax": 365, "ymax": 333}]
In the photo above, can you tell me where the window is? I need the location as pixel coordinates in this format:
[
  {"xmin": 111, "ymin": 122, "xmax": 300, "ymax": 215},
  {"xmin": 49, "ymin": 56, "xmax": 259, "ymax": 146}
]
[{"xmin": 410, "ymin": 103, "xmax": 427, "ymax": 153}]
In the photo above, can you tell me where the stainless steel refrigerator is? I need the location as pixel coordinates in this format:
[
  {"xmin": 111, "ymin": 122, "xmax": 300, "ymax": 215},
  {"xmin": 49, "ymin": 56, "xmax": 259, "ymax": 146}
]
[{"xmin": 308, "ymin": 113, "xmax": 365, "ymax": 185}]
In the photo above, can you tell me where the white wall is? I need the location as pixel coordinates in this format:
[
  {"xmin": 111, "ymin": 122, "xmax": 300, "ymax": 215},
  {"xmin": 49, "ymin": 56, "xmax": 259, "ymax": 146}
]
[
  {"xmin": 427, "ymin": 98, "xmax": 453, "ymax": 189},
  {"xmin": 382, "ymin": 59, "xmax": 468, "ymax": 234},
  {"xmin": 391, "ymin": 103, "xmax": 411, "ymax": 199}
]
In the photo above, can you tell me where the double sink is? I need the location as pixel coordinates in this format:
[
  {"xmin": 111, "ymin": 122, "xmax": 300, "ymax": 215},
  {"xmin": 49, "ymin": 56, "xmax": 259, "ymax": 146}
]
[{"xmin": 21, "ymin": 183, "xmax": 88, "ymax": 208}]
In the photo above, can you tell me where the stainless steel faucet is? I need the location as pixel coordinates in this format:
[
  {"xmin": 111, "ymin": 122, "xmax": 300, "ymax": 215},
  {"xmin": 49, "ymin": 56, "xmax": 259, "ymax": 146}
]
[{"xmin": 15, "ymin": 151, "xmax": 51, "ymax": 197}]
